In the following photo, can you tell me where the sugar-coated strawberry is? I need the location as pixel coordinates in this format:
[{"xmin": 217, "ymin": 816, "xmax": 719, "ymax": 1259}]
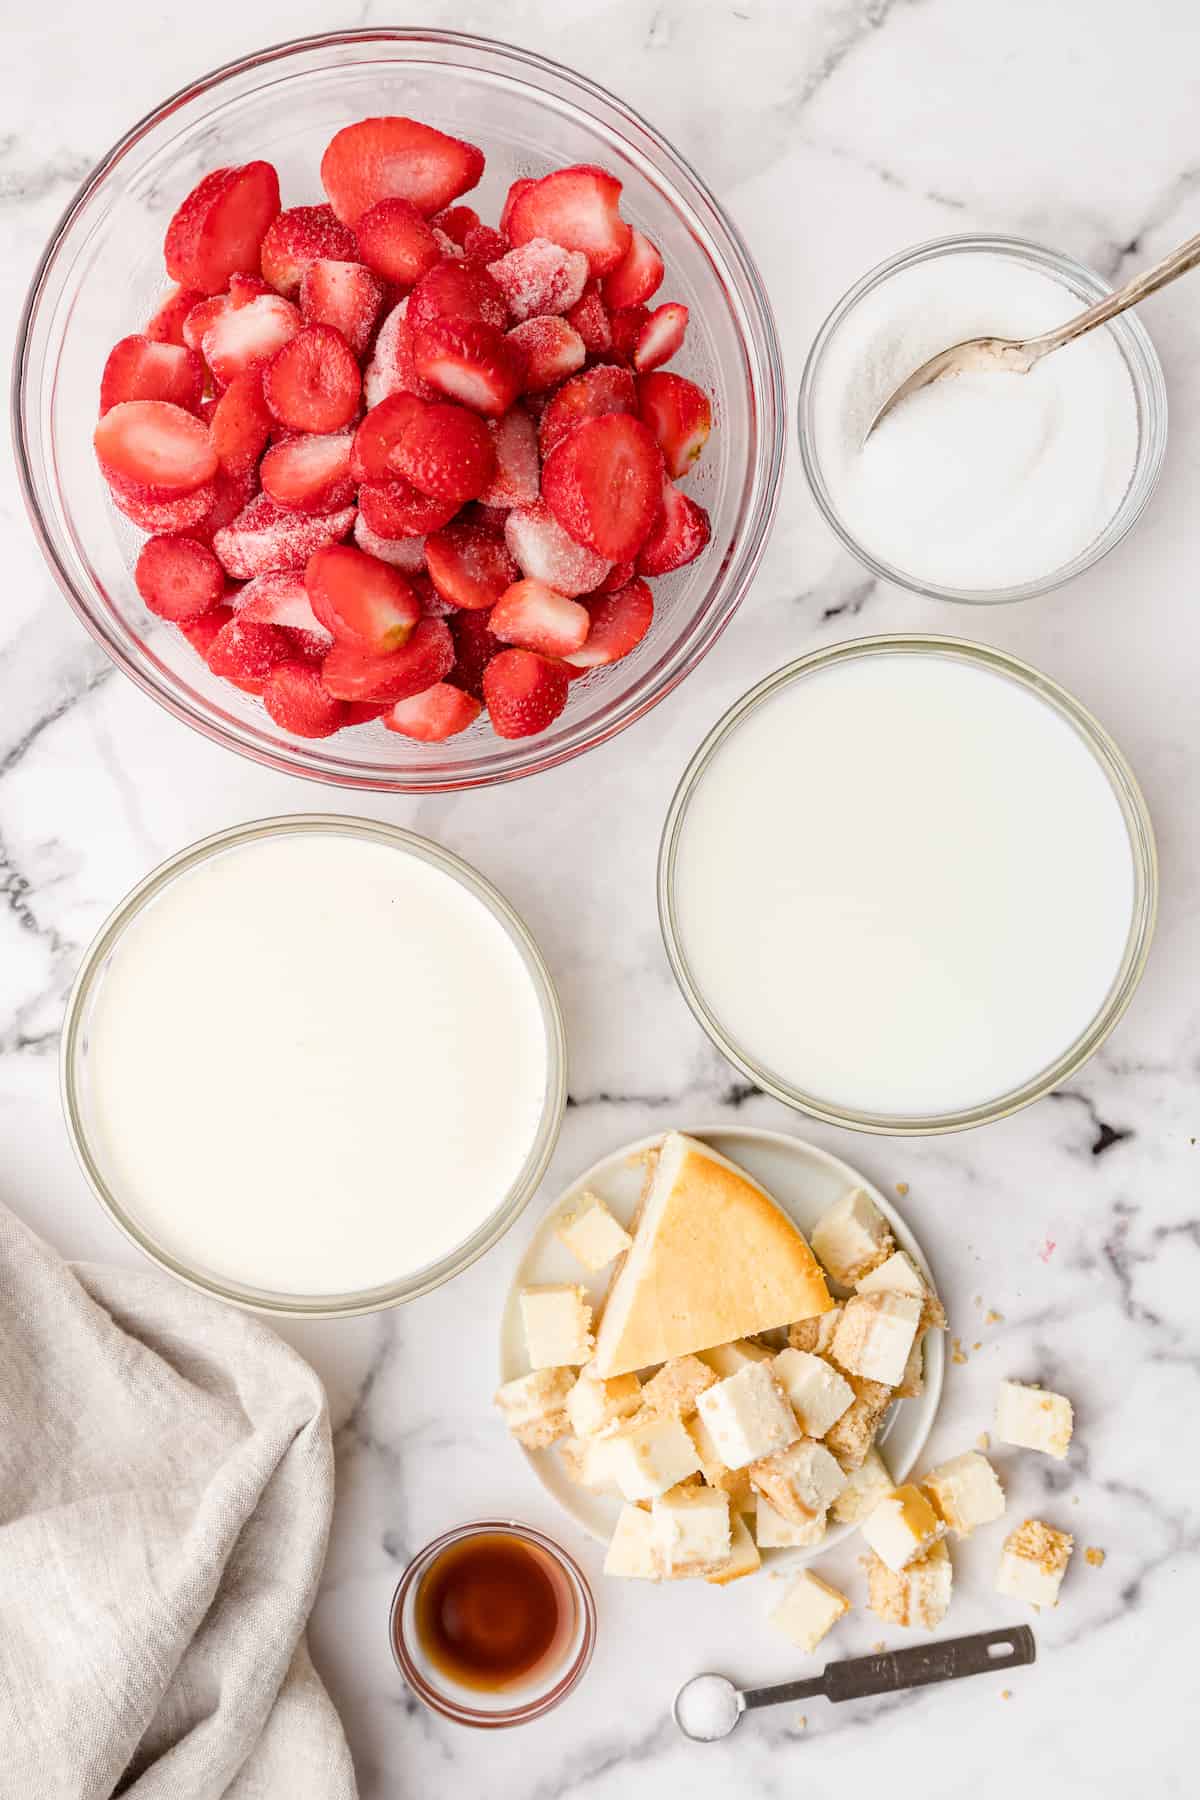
[
  {"xmin": 447, "ymin": 607, "xmax": 501, "ymax": 698},
  {"xmin": 566, "ymin": 283, "xmax": 612, "ymax": 355},
  {"xmin": 635, "ymin": 479, "xmax": 712, "ymax": 576},
  {"xmin": 353, "ymin": 512, "xmax": 426, "ymax": 570},
  {"xmin": 201, "ymin": 293, "xmax": 301, "ymax": 387},
  {"xmin": 186, "ymin": 464, "xmax": 257, "ymax": 546},
  {"xmin": 637, "ymin": 370, "xmax": 713, "ymax": 479},
  {"xmin": 634, "ymin": 301, "xmax": 689, "ymax": 372},
  {"xmin": 305, "ymin": 543, "xmax": 422, "ymax": 653},
  {"xmin": 602, "ymin": 228, "xmax": 664, "ymax": 310},
  {"xmin": 609, "ymin": 304, "xmax": 649, "ymax": 364},
  {"xmin": 263, "ymin": 325, "xmax": 361, "ymax": 433},
  {"xmin": 541, "ymin": 412, "xmax": 663, "ymax": 561},
  {"xmin": 425, "ymin": 517, "xmax": 519, "ymax": 611},
  {"xmin": 508, "ymin": 317, "xmax": 586, "ymax": 392},
  {"xmin": 479, "ymin": 405, "xmax": 540, "ymax": 508},
  {"xmin": 321, "ymin": 616, "xmax": 454, "ymax": 702},
  {"xmin": 260, "ymin": 204, "xmax": 359, "ymax": 296},
  {"xmin": 389, "ymin": 400, "xmax": 496, "ymax": 504},
  {"xmin": 99, "ymin": 336, "xmax": 204, "ymax": 416},
  {"xmin": 358, "ymin": 477, "xmax": 458, "ymax": 540},
  {"xmin": 145, "ymin": 285, "xmax": 203, "ymax": 346},
  {"xmin": 363, "ymin": 299, "xmax": 435, "ymax": 408},
  {"xmin": 504, "ymin": 502, "xmax": 611, "ymax": 596},
  {"xmin": 490, "ymin": 578, "xmax": 590, "ymax": 657},
  {"xmin": 228, "ymin": 273, "xmax": 273, "ymax": 307},
  {"xmin": 134, "ymin": 535, "xmax": 224, "ymax": 622},
  {"xmin": 164, "ymin": 161, "xmax": 281, "ymax": 295},
  {"xmin": 537, "ymin": 362, "xmax": 637, "ymax": 459},
  {"xmin": 321, "ymin": 117, "xmax": 485, "ymax": 224},
  {"xmin": 413, "ymin": 317, "xmax": 521, "ymax": 418},
  {"xmin": 208, "ymin": 370, "xmax": 274, "ymax": 475},
  {"xmin": 110, "ymin": 479, "xmax": 216, "ymax": 535},
  {"xmin": 354, "ymin": 197, "xmax": 442, "ymax": 287},
  {"xmin": 260, "ymin": 432, "xmax": 356, "ymax": 514},
  {"xmin": 95, "ymin": 400, "xmax": 218, "ymax": 501},
  {"xmin": 343, "ymin": 701, "xmax": 394, "ymax": 725},
  {"xmin": 483, "ymin": 648, "xmax": 570, "ymax": 739},
  {"xmin": 236, "ymin": 571, "xmax": 335, "ymax": 656},
  {"xmin": 262, "ymin": 661, "xmax": 349, "ymax": 737},
  {"xmin": 411, "ymin": 571, "xmax": 453, "ymax": 616},
  {"xmin": 432, "ymin": 204, "xmax": 480, "ymax": 246},
  {"xmin": 565, "ymin": 578, "xmax": 653, "ymax": 668},
  {"xmin": 500, "ymin": 178, "xmax": 535, "ymax": 240},
  {"xmin": 462, "ymin": 223, "xmax": 508, "ymax": 266},
  {"xmin": 182, "ymin": 293, "xmax": 232, "ymax": 353},
  {"xmin": 384, "ymin": 681, "xmax": 482, "ymax": 740},
  {"xmin": 486, "ymin": 239, "xmax": 589, "ymax": 322},
  {"xmin": 406, "ymin": 260, "xmax": 508, "ymax": 334},
  {"xmin": 507, "ymin": 166, "xmax": 631, "ymax": 276},
  {"xmin": 299, "ymin": 258, "xmax": 386, "ymax": 358},
  {"xmin": 179, "ymin": 603, "xmax": 234, "ymax": 658},
  {"xmin": 595, "ymin": 558, "xmax": 635, "ymax": 593},
  {"xmin": 351, "ymin": 393, "xmax": 425, "ymax": 481},
  {"xmin": 213, "ymin": 493, "xmax": 356, "ymax": 579},
  {"xmin": 206, "ymin": 614, "xmax": 293, "ymax": 690}
]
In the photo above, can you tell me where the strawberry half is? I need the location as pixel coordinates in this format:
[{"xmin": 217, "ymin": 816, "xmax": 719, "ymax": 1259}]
[
  {"xmin": 635, "ymin": 480, "xmax": 712, "ymax": 576},
  {"xmin": 425, "ymin": 518, "xmax": 519, "ymax": 611},
  {"xmin": 145, "ymin": 285, "xmax": 203, "ymax": 346},
  {"xmin": 212, "ymin": 494, "xmax": 356, "ymax": 580},
  {"xmin": 541, "ymin": 412, "xmax": 663, "ymax": 561},
  {"xmin": 134, "ymin": 535, "xmax": 224, "ymax": 622},
  {"xmin": 206, "ymin": 615, "xmax": 293, "ymax": 691},
  {"xmin": 412, "ymin": 317, "xmax": 521, "ymax": 418},
  {"xmin": 355, "ymin": 198, "xmax": 442, "ymax": 287},
  {"xmin": 479, "ymin": 405, "xmax": 540, "ymax": 508},
  {"xmin": 566, "ymin": 283, "xmax": 612, "ymax": 355},
  {"xmin": 209, "ymin": 370, "xmax": 274, "ymax": 475},
  {"xmin": 179, "ymin": 604, "xmax": 234, "ymax": 659},
  {"xmin": 358, "ymin": 477, "xmax": 458, "ymax": 540},
  {"xmin": 406, "ymin": 260, "xmax": 508, "ymax": 334},
  {"xmin": 504, "ymin": 502, "xmax": 611, "ymax": 597},
  {"xmin": 447, "ymin": 607, "xmax": 502, "ymax": 699},
  {"xmin": 95, "ymin": 400, "xmax": 217, "ymax": 501},
  {"xmin": 263, "ymin": 325, "xmax": 361, "ymax": 433},
  {"xmin": 389, "ymin": 401, "xmax": 496, "ymax": 505},
  {"xmin": 483, "ymin": 648, "xmax": 570, "ymax": 739},
  {"xmin": 507, "ymin": 166, "xmax": 631, "ymax": 276},
  {"xmin": 299, "ymin": 258, "xmax": 386, "ymax": 358},
  {"xmin": 236, "ymin": 571, "xmax": 334, "ymax": 657},
  {"xmin": 260, "ymin": 204, "xmax": 359, "ymax": 296},
  {"xmin": 634, "ymin": 301, "xmax": 689, "ymax": 373},
  {"xmin": 260, "ymin": 432, "xmax": 355, "ymax": 514},
  {"xmin": 602, "ymin": 229, "xmax": 664, "ymax": 310},
  {"xmin": 538, "ymin": 362, "xmax": 637, "ymax": 459},
  {"xmin": 164, "ymin": 161, "xmax": 281, "ymax": 295},
  {"xmin": 565, "ymin": 578, "xmax": 654, "ymax": 668},
  {"xmin": 99, "ymin": 336, "xmax": 204, "ymax": 416},
  {"xmin": 609, "ymin": 305, "xmax": 649, "ymax": 365},
  {"xmin": 490, "ymin": 578, "xmax": 590, "ymax": 658},
  {"xmin": 351, "ymin": 394, "xmax": 426, "ymax": 481},
  {"xmin": 508, "ymin": 317, "xmax": 586, "ymax": 392},
  {"xmin": 432, "ymin": 204, "xmax": 480, "ymax": 246},
  {"xmin": 462, "ymin": 223, "xmax": 508, "ymax": 266},
  {"xmin": 500, "ymin": 178, "xmax": 536, "ymax": 239},
  {"xmin": 320, "ymin": 117, "xmax": 485, "ymax": 224},
  {"xmin": 321, "ymin": 616, "xmax": 454, "ymax": 703},
  {"xmin": 305, "ymin": 543, "xmax": 422, "ymax": 653},
  {"xmin": 110, "ymin": 480, "xmax": 216, "ymax": 535},
  {"xmin": 486, "ymin": 239, "xmax": 589, "ymax": 322},
  {"xmin": 201, "ymin": 293, "xmax": 300, "ymax": 387},
  {"xmin": 363, "ymin": 300, "xmax": 435, "ymax": 408},
  {"xmin": 637, "ymin": 371, "xmax": 713, "ymax": 478},
  {"xmin": 263, "ymin": 662, "xmax": 349, "ymax": 737},
  {"xmin": 383, "ymin": 682, "xmax": 482, "ymax": 740},
  {"xmin": 354, "ymin": 513, "xmax": 427, "ymax": 570}
]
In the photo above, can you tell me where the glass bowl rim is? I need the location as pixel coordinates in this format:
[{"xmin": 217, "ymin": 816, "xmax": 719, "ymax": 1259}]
[
  {"xmin": 658, "ymin": 632, "xmax": 1158, "ymax": 1136},
  {"xmin": 796, "ymin": 232, "xmax": 1168, "ymax": 605},
  {"xmin": 60, "ymin": 813, "xmax": 568, "ymax": 1314}
]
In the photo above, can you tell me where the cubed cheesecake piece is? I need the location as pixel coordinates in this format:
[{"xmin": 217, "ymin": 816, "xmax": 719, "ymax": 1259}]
[
  {"xmin": 788, "ymin": 1305, "xmax": 843, "ymax": 1355},
  {"xmin": 706, "ymin": 1513, "xmax": 761, "ymax": 1586},
  {"xmin": 832, "ymin": 1292, "xmax": 922, "ymax": 1386},
  {"xmin": 831, "ymin": 1445, "xmax": 893, "ymax": 1524},
  {"xmin": 995, "ymin": 1380, "xmax": 1074, "ymax": 1460},
  {"xmin": 769, "ymin": 1570, "xmax": 850, "ymax": 1653},
  {"xmin": 640, "ymin": 1354, "xmax": 718, "ymax": 1419},
  {"xmin": 696, "ymin": 1361, "xmax": 799, "ymax": 1471},
  {"xmin": 604, "ymin": 1503, "xmax": 660, "ymax": 1579},
  {"xmin": 555, "ymin": 1191, "xmax": 632, "ymax": 1273},
  {"xmin": 754, "ymin": 1495, "xmax": 828, "ymax": 1549},
  {"xmin": 750, "ymin": 1438, "xmax": 847, "ymax": 1524},
  {"xmin": 493, "ymin": 1367, "xmax": 574, "ymax": 1449},
  {"xmin": 773, "ymin": 1347, "xmax": 855, "ymax": 1438},
  {"xmin": 996, "ymin": 1518, "xmax": 1074, "ymax": 1607},
  {"xmin": 824, "ymin": 1373, "xmax": 893, "ymax": 1470},
  {"xmin": 519, "ymin": 1284, "xmax": 594, "ymax": 1369},
  {"xmin": 865, "ymin": 1539, "xmax": 953, "ymax": 1629},
  {"xmin": 858, "ymin": 1249, "xmax": 948, "ymax": 1332},
  {"xmin": 922, "ymin": 1450, "xmax": 1006, "ymax": 1538},
  {"xmin": 605, "ymin": 1414, "xmax": 702, "ymax": 1502},
  {"xmin": 860, "ymin": 1483, "xmax": 946, "ymax": 1573},
  {"xmin": 696, "ymin": 1338, "xmax": 774, "ymax": 1379},
  {"xmin": 811, "ymin": 1188, "xmax": 894, "ymax": 1287},
  {"xmin": 650, "ymin": 1483, "xmax": 733, "ymax": 1578},
  {"xmin": 564, "ymin": 1368, "xmax": 642, "ymax": 1438},
  {"xmin": 560, "ymin": 1434, "xmax": 621, "ymax": 1493},
  {"xmin": 685, "ymin": 1415, "xmax": 756, "ymax": 1514}
]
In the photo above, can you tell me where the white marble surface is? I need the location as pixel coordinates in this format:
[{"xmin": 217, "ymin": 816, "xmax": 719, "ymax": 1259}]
[{"xmin": 3, "ymin": 3, "xmax": 1198, "ymax": 1794}]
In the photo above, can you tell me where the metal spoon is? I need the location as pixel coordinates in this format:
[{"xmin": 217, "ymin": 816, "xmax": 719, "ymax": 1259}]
[
  {"xmin": 866, "ymin": 228, "xmax": 1200, "ymax": 440},
  {"xmin": 673, "ymin": 1624, "xmax": 1035, "ymax": 1741}
]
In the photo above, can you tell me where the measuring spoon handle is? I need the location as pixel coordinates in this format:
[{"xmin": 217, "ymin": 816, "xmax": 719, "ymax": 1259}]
[{"xmin": 741, "ymin": 1625, "xmax": 1035, "ymax": 1715}]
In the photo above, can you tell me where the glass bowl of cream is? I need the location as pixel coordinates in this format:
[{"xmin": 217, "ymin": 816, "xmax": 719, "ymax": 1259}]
[{"xmin": 797, "ymin": 236, "xmax": 1167, "ymax": 603}]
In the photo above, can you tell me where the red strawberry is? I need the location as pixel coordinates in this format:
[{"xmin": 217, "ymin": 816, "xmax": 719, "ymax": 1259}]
[
  {"xmin": 637, "ymin": 370, "xmax": 713, "ymax": 478},
  {"xmin": 508, "ymin": 317, "xmax": 586, "ymax": 392},
  {"xmin": 145, "ymin": 286, "xmax": 204, "ymax": 346},
  {"xmin": 566, "ymin": 283, "xmax": 612, "ymax": 355},
  {"xmin": 595, "ymin": 559, "xmax": 635, "ymax": 593},
  {"xmin": 483, "ymin": 648, "xmax": 570, "ymax": 739},
  {"xmin": 634, "ymin": 301, "xmax": 688, "ymax": 372},
  {"xmin": 99, "ymin": 336, "xmax": 204, "ymax": 416},
  {"xmin": 448, "ymin": 607, "xmax": 502, "ymax": 699},
  {"xmin": 228, "ymin": 273, "xmax": 272, "ymax": 307},
  {"xmin": 491, "ymin": 578, "xmax": 590, "ymax": 658},
  {"xmin": 260, "ymin": 204, "xmax": 359, "ymax": 296},
  {"xmin": 635, "ymin": 479, "xmax": 711, "ymax": 576},
  {"xmin": 389, "ymin": 401, "xmax": 495, "ymax": 504},
  {"xmin": 187, "ymin": 465, "xmax": 258, "ymax": 546},
  {"xmin": 407, "ymin": 260, "xmax": 508, "ymax": 334},
  {"xmin": 179, "ymin": 603, "xmax": 234, "ymax": 658},
  {"xmin": 412, "ymin": 317, "xmax": 521, "ymax": 417},
  {"xmin": 209, "ymin": 370, "xmax": 274, "ymax": 475},
  {"xmin": 164, "ymin": 161, "xmax": 281, "ymax": 295},
  {"xmin": 384, "ymin": 682, "xmax": 482, "ymax": 740},
  {"xmin": 602, "ymin": 229, "xmax": 665, "ymax": 310},
  {"xmin": 305, "ymin": 543, "xmax": 422, "ymax": 653},
  {"xmin": 299, "ymin": 258, "xmax": 386, "ymax": 358},
  {"xmin": 320, "ymin": 117, "xmax": 484, "ymax": 224},
  {"xmin": 206, "ymin": 615, "xmax": 293, "ymax": 691},
  {"xmin": 263, "ymin": 325, "xmax": 361, "ymax": 433},
  {"xmin": 263, "ymin": 661, "xmax": 349, "ymax": 737},
  {"xmin": 351, "ymin": 393, "xmax": 425, "ymax": 481},
  {"xmin": 182, "ymin": 293, "xmax": 232, "ymax": 353},
  {"xmin": 486, "ymin": 239, "xmax": 589, "ymax": 322},
  {"xmin": 425, "ymin": 518, "xmax": 519, "ymax": 611},
  {"xmin": 541, "ymin": 413, "xmax": 663, "ymax": 561},
  {"xmin": 412, "ymin": 572, "xmax": 453, "ymax": 616},
  {"xmin": 110, "ymin": 479, "xmax": 216, "ymax": 535},
  {"xmin": 134, "ymin": 535, "xmax": 224, "ymax": 622},
  {"xmin": 95, "ymin": 400, "xmax": 217, "ymax": 501},
  {"xmin": 432, "ymin": 204, "xmax": 480, "ymax": 246},
  {"xmin": 507, "ymin": 166, "xmax": 631, "ymax": 276},
  {"xmin": 321, "ymin": 617, "xmax": 454, "ymax": 702},
  {"xmin": 609, "ymin": 304, "xmax": 649, "ymax": 364},
  {"xmin": 353, "ymin": 512, "xmax": 427, "ymax": 570},
  {"xmin": 462, "ymin": 224, "xmax": 508, "ymax": 266},
  {"xmin": 500, "ymin": 178, "xmax": 535, "ymax": 240},
  {"xmin": 343, "ymin": 702, "xmax": 393, "ymax": 726},
  {"xmin": 363, "ymin": 299, "xmax": 435, "ymax": 408},
  {"xmin": 260, "ymin": 432, "xmax": 355, "ymax": 514},
  {"xmin": 565, "ymin": 578, "xmax": 653, "ymax": 668},
  {"xmin": 213, "ymin": 493, "xmax": 356, "ymax": 579},
  {"xmin": 236, "ymin": 571, "xmax": 335, "ymax": 656},
  {"xmin": 358, "ymin": 477, "xmax": 458, "ymax": 540},
  {"xmin": 355, "ymin": 197, "xmax": 442, "ymax": 287},
  {"xmin": 479, "ymin": 405, "xmax": 540, "ymax": 508},
  {"xmin": 538, "ymin": 362, "xmax": 637, "ymax": 459},
  {"xmin": 201, "ymin": 293, "xmax": 300, "ymax": 386},
  {"xmin": 504, "ymin": 502, "xmax": 611, "ymax": 596}
]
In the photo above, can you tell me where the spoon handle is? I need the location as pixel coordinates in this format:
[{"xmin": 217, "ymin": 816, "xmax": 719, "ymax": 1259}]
[
  {"xmin": 740, "ymin": 1624, "xmax": 1035, "ymax": 1714},
  {"xmin": 1027, "ymin": 229, "xmax": 1200, "ymax": 360}
]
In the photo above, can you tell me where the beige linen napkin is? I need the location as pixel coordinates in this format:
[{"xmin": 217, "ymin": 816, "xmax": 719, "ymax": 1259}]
[{"xmin": 0, "ymin": 1202, "xmax": 357, "ymax": 1800}]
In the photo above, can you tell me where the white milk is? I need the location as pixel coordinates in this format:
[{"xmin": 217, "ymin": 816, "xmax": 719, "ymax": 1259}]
[
  {"xmin": 671, "ymin": 652, "xmax": 1138, "ymax": 1119},
  {"xmin": 85, "ymin": 830, "xmax": 550, "ymax": 1295}
]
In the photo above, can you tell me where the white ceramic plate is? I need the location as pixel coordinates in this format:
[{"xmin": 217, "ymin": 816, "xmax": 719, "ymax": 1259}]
[{"xmin": 499, "ymin": 1125, "xmax": 944, "ymax": 1557}]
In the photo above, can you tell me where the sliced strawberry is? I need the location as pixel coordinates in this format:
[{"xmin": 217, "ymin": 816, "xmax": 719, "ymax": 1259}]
[
  {"xmin": 363, "ymin": 299, "xmax": 435, "ymax": 408},
  {"xmin": 213, "ymin": 493, "xmax": 356, "ymax": 579},
  {"xmin": 602, "ymin": 229, "xmax": 665, "ymax": 310},
  {"xmin": 565, "ymin": 578, "xmax": 654, "ymax": 668},
  {"xmin": 412, "ymin": 572, "xmax": 453, "ymax": 616},
  {"xmin": 490, "ymin": 578, "xmax": 589, "ymax": 658},
  {"xmin": 263, "ymin": 325, "xmax": 361, "ymax": 432},
  {"xmin": 209, "ymin": 370, "xmax": 274, "ymax": 475},
  {"xmin": 95, "ymin": 400, "xmax": 217, "ymax": 501},
  {"xmin": 412, "ymin": 317, "xmax": 521, "ymax": 417},
  {"xmin": 355, "ymin": 198, "xmax": 442, "ymax": 287},
  {"xmin": 320, "ymin": 117, "xmax": 484, "ymax": 224},
  {"xmin": 179, "ymin": 603, "xmax": 234, "ymax": 658},
  {"xmin": 486, "ymin": 239, "xmax": 589, "ymax": 322},
  {"xmin": 263, "ymin": 661, "xmax": 349, "ymax": 737},
  {"xmin": 384, "ymin": 681, "xmax": 481, "ymax": 740},
  {"xmin": 236, "ymin": 570, "xmax": 335, "ymax": 656},
  {"xmin": 462, "ymin": 223, "xmax": 508, "ymax": 266},
  {"xmin": 499, "ymin": 178, "xmax": 536, "ymax": 240},
  {"xmin": 110, "ymin": 479, "xmax": 216, "ymax": 535},
  {"xmin": 305, "ymin": 543, "xmax": 421, "ymax": 653},
  {"xmin": 260, "ymin": 432, "xmax": 355, "ymax": 514},
  {"xmin": 145, "ymin": 286, "xmax": 204, "ymax": 346},
  {"xmin": 507, "ymin": 166, "xmax": 631, "ymax": 276},
  {"xmin": 609, "ymin": 304, "xmax": 649, "ymax": 364},
  {"xmin": 635, "ymin": 479, "xmax": 712, "ymax": 576},
  {"xmin": 321, "ymin": 617, "xmax": 454, "ymax": 703},
  {"xmin": 447, "ymin": 607, "xmax": 502, "ymax": 699},
  {"xmin": 182, "ymin": 293, "xmax": 231, "ymax": 353},
  {"xmin": 343, "ymin": 702, "xmax": 393, "ymax": 726},
  {"xmin": 201, "ymin": 293, "xmax": 300, "ymax": 386},
  {"xmin": 230, "ymin": 271, "xmax": 273, "ymax": 304},
  {"xmin": 541, "ymin": 412, "xmax": 663, "ymax": 561},
  {"xmin": 206, "ymin": 615, "xmax": 293, "ymax": 691},
  {"xmin": 432, "ymin": 204, "xmax": 480, "ymax": 246},
  {"xmin": 299, "ymin": 257, "xmax": 386, "ymax": 358},
  {"xmin": 406, "ymin": 260, "xmax": 508, "ymax": 334},
  {"xmin": 358, "ymin": 477, "xmax": 457, "ymax": 540},
  {"xmin": 483, "ymin": 648, "xmax": 570, "ymax": 739},
  {"xmin": 389, "ymin": 400, "xmax": 495, "ymax": 504},
  {"xmin": 634, "ymin": 301, "xmax": 689, "ymax": 373},
  {"xmin": 260, "ymin": 204, "xmax": 359, "ymax": 296},
  {"xmin": 507, "ymin": 316, "xmax": 586, "ymax": 393},
  {"xmin": 99, "ymin": 336, "xmax": 204, "ymax": 416},
  {"xmin": 425, "ymin": 518, "xmax": 519, "ymax": 611},
  {"xmin": 595, "ymin": 559, "xmax": 635, "ymax": 593},
  {"xmin": 187, "ymin": 465, "xmax": 258, "ymax": 546},
  {"xmin": 637, "ymin": 370, "xmax": 713, "ymax": 479},
  {"xmin": 351, "ymin": 393, "xmax": 425, "ymax": 481},
  {"xmin": 504, "ymin": 502, "xmax": 611, "ymax": 597},
  {"xmin": 538, "ymin": 362, "xmax": 637, "ymax": 459},
  {"xmin": 479, "ymin": 405, "xmax": 540, "ymax": 508},
  {"xmin": 566, "ymin": 283, "xmax": 612, "ymax": 355},
  {"xmin": 134, "ymin": 535, "xmax": 224, "ymax": 622},
  {"xmin": 164, "ymin": 162, "xmax": 281, "ymax": 295},
  {"xmin": 354, "ymin": 512, "xmax": 427, "ymax": 570}
]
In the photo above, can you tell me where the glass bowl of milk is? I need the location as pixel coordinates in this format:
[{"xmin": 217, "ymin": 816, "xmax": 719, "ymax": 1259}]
[
  {"xmin": 797, "ymin": 236, "xmax": 1167, "ymax": 603},
  {"xmin": 61, "ymin": 816, "xmax": 567, "ymax": 1314},
  {"xmin": 659, "ymin": 637, "xmax": 1157, "ymax": 1135}
]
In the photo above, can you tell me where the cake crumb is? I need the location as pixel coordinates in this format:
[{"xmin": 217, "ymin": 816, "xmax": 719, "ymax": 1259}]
[
  {"xmin": 1086, "ymin": 1547, "xmax": 1106, "ymax": 1567},
  {"xmin": 985, "ymin": 1310, "xmax": 1004, "ymax": 1325},
  {"xmin": 896, "ymin": 1182, "xmax": 909, "ymax": 1197},
  {"xmin": 1001, "ymin": 1689, "xmax": 1012, "ymax": 1701},
  {"xmin": 951, "ymin": 1337, "xmax": 968, "ymax": 1365},
  {"xmin": 972, "ymin": 1340, "xmax": 982, "ymax": 1351},
  {"xmin": 973, "ymin": 1294, "xmax": 982, "ymax": 1307},
  {"xmin": 977, "ymin": 1431, "xmax": 991, "ymax": 1451},
  {"xmin": 795, "ymin": 1715, "xmax": 807, "ymax": 1730},
  {"xmin": 871, "ymin": 1640, "xmax": 886, "ymax": 1653}
]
